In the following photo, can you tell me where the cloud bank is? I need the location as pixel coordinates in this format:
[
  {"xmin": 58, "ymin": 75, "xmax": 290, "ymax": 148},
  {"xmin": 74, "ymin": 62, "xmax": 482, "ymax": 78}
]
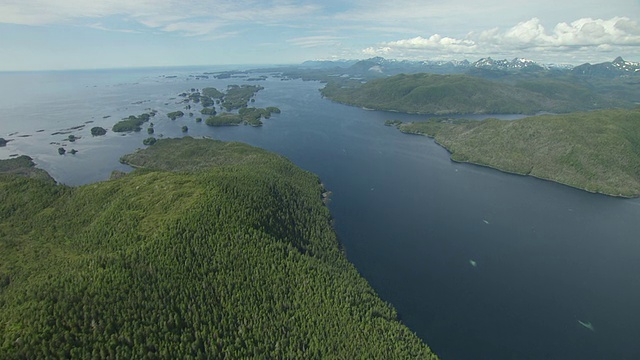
[{"xmin": 365, "ymin": 17, "xmax": 640, "ymax": 62}]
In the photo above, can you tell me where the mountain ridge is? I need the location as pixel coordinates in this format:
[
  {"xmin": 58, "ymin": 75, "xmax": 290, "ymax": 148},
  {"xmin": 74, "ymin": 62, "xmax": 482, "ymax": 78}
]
[{"xmin": 295, "ymin": 56, "xmax": 639, "ymax": 77}]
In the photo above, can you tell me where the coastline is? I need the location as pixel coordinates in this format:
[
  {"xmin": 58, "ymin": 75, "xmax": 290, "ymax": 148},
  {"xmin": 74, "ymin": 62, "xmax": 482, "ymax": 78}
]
[{"xmin": 400, "ymin": 128, "xmax": 638, "ymax": 199}]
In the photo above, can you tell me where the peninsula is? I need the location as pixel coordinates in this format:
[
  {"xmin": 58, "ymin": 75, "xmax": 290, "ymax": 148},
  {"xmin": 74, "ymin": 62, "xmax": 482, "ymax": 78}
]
[
  {"xmin": 395, "ymin": 108, "xmax": 640, "ymax": 197},
  {"xmin": 0, "ymin": 137, "xmax": 436, "ymax": 359}
]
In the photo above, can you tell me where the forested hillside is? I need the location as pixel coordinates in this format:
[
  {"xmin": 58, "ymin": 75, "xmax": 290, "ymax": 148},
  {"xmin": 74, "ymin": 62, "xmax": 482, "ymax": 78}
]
[
  {"xmin": 396, "ymin": 108, "xmax": 640, "ymax": 197},
  {"xmin": 321, "ymin": 73, "xmax": 627, "ymax": 115},
  {"xmin": 0, "ymin": 137, "xmax": 437, "ymax": 359}
]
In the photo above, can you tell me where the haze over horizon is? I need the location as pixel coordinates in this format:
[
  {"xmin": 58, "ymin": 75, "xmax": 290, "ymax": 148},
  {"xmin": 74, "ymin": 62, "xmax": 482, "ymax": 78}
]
[{"xmin": 1, "ymin": 0, "xmax": 639, "ymax": 71}]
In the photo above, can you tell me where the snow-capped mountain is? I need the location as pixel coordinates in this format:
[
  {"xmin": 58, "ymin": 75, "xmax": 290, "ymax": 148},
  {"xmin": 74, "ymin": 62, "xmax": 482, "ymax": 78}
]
[
  {"xmin": 295, "ymin": 56, "xmax": 638, "ymax": 79},
  {"xmin": 612, "ymin": 56, "xmax": 640, "ymax": 72},
  {"xmin": 572, "ymin": 57, "xmax": 640, "ymax": 77},
  {"xmin": 472, "ymin": 57, "xmax": 545, "ymax": 71}
]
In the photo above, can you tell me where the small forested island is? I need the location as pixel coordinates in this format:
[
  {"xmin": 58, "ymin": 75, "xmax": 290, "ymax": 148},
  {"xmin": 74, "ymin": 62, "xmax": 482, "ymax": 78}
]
[
  {"xmin": 0, "ymin": 137, "xmax": 437, "ymax": 359},
  {"xmin": 204, "ymin": 107, "xmax": 280, "ymax": 127},
  {"xmin": 142, "ymin": 136, "xmax": 157, "ymax": 145},
  {"xmin": 200, "ymin": 107, "xmax": 216, "ymax": 115},
  {"xmin": 90, "ymin": 127, "xmax": 107, "ymax": 136},
  {"xmin": 220, "ymin": 85, "xmax": 264, "ymax": 111},
  {"xmin": 166, "ymin": 111, "xmax": 184, "ymax": 120},
  {"xmin": 112, "ymin": 113, "xmax": 153, "ymax": 132},
  {"xmin": 204, "ymin": 112, "xmax": 243, "ymax": 126},
  {"xmin": 395, "ymin": 108, "xmax": 640, "ymax": 197}
]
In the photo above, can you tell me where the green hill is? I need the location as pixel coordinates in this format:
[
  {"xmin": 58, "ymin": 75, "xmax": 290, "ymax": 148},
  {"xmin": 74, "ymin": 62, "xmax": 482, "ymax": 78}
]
[
  {"xmin": 397, "ymin": 108, "xmax": 640, "ymax": 197},
  {"xmin": 0, "ymin": 137, "xmax": 436, "ymax": 359},
  {"xmin": 321, "ymin": 73, "xmax": 626, "ymax": 115}
]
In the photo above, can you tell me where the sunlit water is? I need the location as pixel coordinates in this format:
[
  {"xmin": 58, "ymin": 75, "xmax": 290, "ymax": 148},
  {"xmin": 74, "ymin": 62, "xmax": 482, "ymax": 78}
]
[{"xmin": 1, "ymin": 68, "xmax": 639, "ymax": 360}]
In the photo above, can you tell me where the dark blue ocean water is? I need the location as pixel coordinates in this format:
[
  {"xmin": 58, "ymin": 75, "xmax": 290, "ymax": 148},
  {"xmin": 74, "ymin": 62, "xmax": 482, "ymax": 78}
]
[{"xmin": 1, "ymin": 68, "xmax": 639, "ymax": 360}]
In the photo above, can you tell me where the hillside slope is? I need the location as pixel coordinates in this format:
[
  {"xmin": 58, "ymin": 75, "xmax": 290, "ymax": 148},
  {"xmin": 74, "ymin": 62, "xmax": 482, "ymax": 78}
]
[
  {"xmin": 398, "ymin": 108, "xmax": 640, "ymax": 197},
  {"xmin": 321, "ymin": 73, "xmax": 626, "ymax": 115},
  {"xmin": 0, "ymin": 137, "xmax": 437, "ymax": 359}
]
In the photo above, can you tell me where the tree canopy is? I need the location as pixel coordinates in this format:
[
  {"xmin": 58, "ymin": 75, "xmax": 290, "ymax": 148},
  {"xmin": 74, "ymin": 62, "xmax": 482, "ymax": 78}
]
[{"xmin": 0, "ymin": 138, "xmax": 437, "ymax": 359}]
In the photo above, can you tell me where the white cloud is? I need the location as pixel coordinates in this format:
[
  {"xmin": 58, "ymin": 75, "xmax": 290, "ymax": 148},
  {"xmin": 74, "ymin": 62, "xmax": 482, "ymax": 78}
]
[
  {"xmin": 362, "ymin": 46, "xmax": 390, "ymax": 56},
  {"xmin": 287, "ymin": 36, "xmax": 343, "ymax": 48},
  {"xmin": 161, "ymin": 21, "xmax": 225, "ymax": 37},
  {"xmin": 490, "ymin": 17, "xmax": 640, "ymax": 48},
  {"xmin": 386, "ymin": 34, "xmax": 476, "ymax": 51},
  {"xmin": 366, "ymin": 17, "xmax": 640, "ymax": 62},
  {"xmin": 87, "ymin": 22, "xmax": 139, "ymax": 33},
  {"xmin": 0, "ymin": 0, "xmax": 320, "ymax": 37},
  {"xmin": 0, "ymin": 0, "xmax": 162, "ymax": 25},
  {"xmin": 2, "ymin": 0, "xmax": 639, "ymax": 68}
]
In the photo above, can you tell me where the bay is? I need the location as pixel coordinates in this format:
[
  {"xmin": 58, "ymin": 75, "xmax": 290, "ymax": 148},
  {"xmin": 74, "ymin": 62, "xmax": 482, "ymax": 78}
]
[{"xmin": 1, "ymin": 68, "xmax": 639, "ymax": 359}]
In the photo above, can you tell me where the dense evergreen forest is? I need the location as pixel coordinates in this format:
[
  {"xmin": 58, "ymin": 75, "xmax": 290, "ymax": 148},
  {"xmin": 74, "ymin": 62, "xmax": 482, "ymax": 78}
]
[
  {"xmin": 395, "ymin": 108, "xmax": 640, "ymax": 197},
  {"xmin": 320, "ymin": 73, "xmax": 628, "ymax": 115},
  {"xmin": 0, "ymin": 137, "xmax": 437, "ymax": 359}
]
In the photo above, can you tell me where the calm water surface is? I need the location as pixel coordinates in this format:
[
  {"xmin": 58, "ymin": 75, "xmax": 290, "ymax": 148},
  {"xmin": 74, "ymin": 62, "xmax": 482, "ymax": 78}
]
[{"xmin": 1, "ymin": 68, "xmax": 639, "ymax": 360}]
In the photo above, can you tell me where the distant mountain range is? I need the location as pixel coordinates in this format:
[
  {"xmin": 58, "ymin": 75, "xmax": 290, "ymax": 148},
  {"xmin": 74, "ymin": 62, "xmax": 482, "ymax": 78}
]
[
  {"xmin": 472, "ymin": 57, "xmax": 545, "ymax": 71},
  {"xmin": 299, "ymin": 56, "xmax": 640, "ymax": 78},
  {"xmin": 572, "ymin": 56, "xmax": 640, "ymax": 77},
  {"xmin": 279, "ymin": 55, "xmax": 640, "ymax": 112}
]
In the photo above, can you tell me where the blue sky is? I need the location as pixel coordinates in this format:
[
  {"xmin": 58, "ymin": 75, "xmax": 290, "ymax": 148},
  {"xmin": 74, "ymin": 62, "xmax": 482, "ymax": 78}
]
[{"xmin": 1, "ymin": 0, "xmax": 639, "ymax": 71}]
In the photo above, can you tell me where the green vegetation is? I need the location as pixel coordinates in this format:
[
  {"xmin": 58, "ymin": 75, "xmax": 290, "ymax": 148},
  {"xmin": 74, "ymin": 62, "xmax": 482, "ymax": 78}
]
[
  {"xmin": 142, "ymin": 137, "xmax": 157, "ymax": 146},
  {"xmin": 205, "ymin": 113, "xmax": 243, "ymax": 126},
  {"xmin": 0, "ymin": 137, "xmax": 436, "ymax": 359},
  {"xmin": 266, "ymin": 106, "xmax": 281, "ymax": 114},
  {"xmin": 200, "ymin": 107, "xmax": 217, "ymax": 115},
  {"xmin": 90, "ymin": 127, "xmax": 107, "ymax": 136},
  {"xmin": 167, "ymin": 111, "xmax": 184, "ymax": 120},
  {"xmin": 221, "ymin": 85, "xmax": 264, "ymax": 111},
  {"xmin": 238, "ymin": 107, "xmax": 272, "ymax": 126},
  {"xmin": 200, "ymin": 97, "xmax": 214, "ymax": 108},
  {"xmin": 321, "ymin": 73, "xmax": 628, "ymax": 115},
  {"xmin": 398, "ymin": 108, "xmax": 640, "ymax": 197},
  {"xmin": 0, "ymin": 138, "xmax": 6, "ymax": 147},
  {"xmin": 57, "ymin": 147, "xmax": 66, "ymax": 155},
  {"xmin": 173, "ymin": 85, "xmax": 279, "ymax": 127},
  {"xmin": 181, "ymin": 86, "xmax": 260, "ymax": 112},
  {"xmin": 201, "ymin": 87, "xmax": 224, "ymax": 99},
  {"xmin": 181, "ymin": 126, "xmax": 188, "ymax": 133},
  {"xmin": 67, "ymin": 135, "xmax": 77, "ymax": 142},
  {"xmin": 195, "ymin": 117, "xmax": 202, "ymax": 123},
  {"xmin": 0, "ymin": 155, "xmax": 54, "ymax": 183},
  {"xmin": 247, "ymin": 75, "xmax": 268, "ymax": 81},
  {"xmin": 112, "ymin": 113, "xmax": 152, "ymax": 133},
  {"xmin": 204, "ymin": 107, "xmax": 280, "ymax": 127},
  {"xmin": 147, "ymin": 127, "xmax": 154, "ymax": 135},
  {"xmin": 188, "ymin": 93, "xmax": 200, "ymax": 104}
]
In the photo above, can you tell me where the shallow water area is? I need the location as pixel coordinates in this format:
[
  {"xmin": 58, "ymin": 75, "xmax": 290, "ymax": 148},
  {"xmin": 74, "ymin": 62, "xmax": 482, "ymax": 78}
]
[{"xmin": 1, "ymin": 67, "xmax": 639, "ymax": 360}]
